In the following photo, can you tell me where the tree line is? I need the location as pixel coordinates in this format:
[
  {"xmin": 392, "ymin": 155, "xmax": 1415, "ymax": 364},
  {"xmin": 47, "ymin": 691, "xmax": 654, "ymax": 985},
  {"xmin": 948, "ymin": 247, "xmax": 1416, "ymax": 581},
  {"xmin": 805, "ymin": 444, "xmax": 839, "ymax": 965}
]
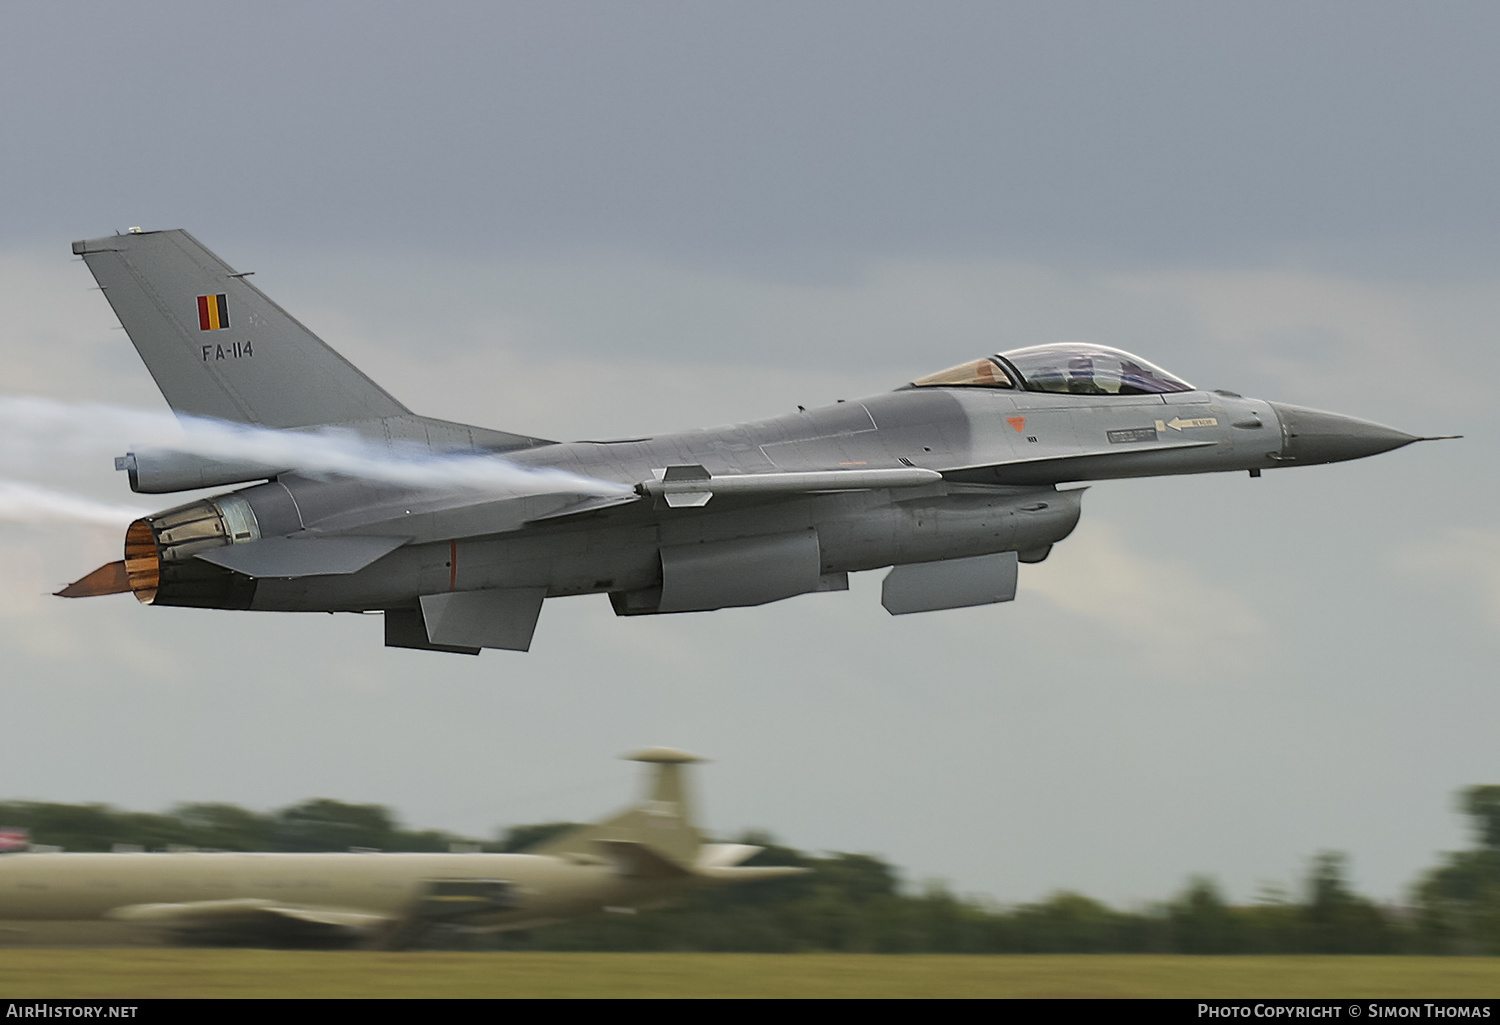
[{"xmin": 1, "ymin": 786, "xmax": 1496, "ymax": 955}]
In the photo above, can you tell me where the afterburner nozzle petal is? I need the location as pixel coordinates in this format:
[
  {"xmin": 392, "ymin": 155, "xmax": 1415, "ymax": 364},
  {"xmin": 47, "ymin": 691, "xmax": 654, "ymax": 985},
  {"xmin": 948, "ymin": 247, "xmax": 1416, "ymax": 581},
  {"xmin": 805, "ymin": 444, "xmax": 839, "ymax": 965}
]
[{"xmin": 55, "ymin": 560, "xmax": 131, "ymax": 598}]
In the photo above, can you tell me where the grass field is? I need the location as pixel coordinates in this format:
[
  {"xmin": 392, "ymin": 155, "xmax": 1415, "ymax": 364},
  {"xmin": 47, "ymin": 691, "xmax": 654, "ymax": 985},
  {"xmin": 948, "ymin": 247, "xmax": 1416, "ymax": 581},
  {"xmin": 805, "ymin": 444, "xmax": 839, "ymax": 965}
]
[{"xmin": 2, "ymin": 952, "xmax": 1500, "ymax": 999}]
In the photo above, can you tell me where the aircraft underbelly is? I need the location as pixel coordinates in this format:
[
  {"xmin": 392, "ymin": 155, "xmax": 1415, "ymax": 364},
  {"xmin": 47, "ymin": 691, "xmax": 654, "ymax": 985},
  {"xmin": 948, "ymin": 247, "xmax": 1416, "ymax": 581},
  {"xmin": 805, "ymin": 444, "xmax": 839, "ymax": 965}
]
[{"xmin": 247, "ymin": 484, "xmax": 1082, "ymax": 616}]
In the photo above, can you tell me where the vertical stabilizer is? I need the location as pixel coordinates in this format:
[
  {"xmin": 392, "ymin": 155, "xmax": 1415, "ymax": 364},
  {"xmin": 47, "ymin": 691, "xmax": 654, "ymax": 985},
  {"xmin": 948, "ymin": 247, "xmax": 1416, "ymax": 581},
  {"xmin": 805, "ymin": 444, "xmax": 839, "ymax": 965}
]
[
  {"xmin": 73, "ymin": 229, "xmax": 409, "ymax": 429},
  {"xmin": 529, "ymin": 748, "xmax": 705, "ymax": 869}
]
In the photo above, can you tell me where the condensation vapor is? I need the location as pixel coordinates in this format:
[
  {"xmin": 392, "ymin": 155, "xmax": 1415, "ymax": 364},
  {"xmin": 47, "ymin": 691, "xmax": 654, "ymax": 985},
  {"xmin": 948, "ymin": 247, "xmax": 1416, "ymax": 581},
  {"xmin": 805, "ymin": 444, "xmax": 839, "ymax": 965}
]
[
  {"xmin": 0, "ymin": 479, "xmax": 147, "ymax": 528},
  {"xmin": 0, "ymin": 396, "xmax": 630, "ymax": 497}
]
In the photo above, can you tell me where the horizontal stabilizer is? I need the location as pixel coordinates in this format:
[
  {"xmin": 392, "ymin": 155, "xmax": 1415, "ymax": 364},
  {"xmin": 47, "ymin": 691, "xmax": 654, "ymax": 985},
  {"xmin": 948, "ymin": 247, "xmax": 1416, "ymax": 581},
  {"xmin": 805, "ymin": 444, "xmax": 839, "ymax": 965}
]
[
  {"xmin": 195, "ymin": 535, "xmax": 407, "ymax": 577},
  {"xmin": 55, "ymin": 561, "xmax": 131, "ymax": 598}
]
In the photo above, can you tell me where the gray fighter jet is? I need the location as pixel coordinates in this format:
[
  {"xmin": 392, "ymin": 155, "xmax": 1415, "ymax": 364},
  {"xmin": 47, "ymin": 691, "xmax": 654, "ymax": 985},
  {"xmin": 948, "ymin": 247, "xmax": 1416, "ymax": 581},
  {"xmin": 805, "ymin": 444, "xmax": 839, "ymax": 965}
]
[
  {"xmin": 58, "ymin": 229, "xmax": 1447, "ymax": 653},
  {"xmin": 0, "ymin": 748, "xmax": 798, "ymax": 948}
]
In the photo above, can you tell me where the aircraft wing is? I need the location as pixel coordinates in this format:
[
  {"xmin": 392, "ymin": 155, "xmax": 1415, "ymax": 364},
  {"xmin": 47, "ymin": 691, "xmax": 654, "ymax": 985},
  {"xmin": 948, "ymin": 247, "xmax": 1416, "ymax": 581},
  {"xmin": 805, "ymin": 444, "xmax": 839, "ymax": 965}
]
[
  {"xmin": 106, "ymin": 897, "xmax": 391, "ymax": 940},
  {"xmin": 280, "ymin": 466, "xmax": 941, "ymax": 543}
]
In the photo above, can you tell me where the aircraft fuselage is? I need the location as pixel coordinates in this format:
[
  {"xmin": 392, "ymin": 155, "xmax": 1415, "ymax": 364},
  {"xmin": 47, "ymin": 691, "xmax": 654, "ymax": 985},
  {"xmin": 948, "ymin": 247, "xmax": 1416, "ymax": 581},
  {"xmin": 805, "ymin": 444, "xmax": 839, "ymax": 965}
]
[
  {"xmin": 0, "ymin": 850, "xmax": 682, "ymax": 935},
  {"xmin": 173, "ymin": 386, "xmax": 1298, "ymax": 614}
]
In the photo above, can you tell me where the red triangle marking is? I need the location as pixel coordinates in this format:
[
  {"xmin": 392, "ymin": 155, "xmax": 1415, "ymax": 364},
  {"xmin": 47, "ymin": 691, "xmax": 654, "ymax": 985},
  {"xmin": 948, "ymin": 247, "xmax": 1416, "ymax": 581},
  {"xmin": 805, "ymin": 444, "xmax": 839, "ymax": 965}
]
[{"xmin": 1006, "ymin": 416, "xmax": 1026, "ymax": 433}]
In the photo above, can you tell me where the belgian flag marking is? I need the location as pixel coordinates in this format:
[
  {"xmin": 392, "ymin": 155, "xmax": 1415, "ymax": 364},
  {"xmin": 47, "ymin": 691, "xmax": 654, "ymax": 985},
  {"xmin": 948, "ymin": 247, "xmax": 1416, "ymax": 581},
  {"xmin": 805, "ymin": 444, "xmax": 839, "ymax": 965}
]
[{"xmin": 196, "ymin": 293, "xmax": 229, "ymax": 331}]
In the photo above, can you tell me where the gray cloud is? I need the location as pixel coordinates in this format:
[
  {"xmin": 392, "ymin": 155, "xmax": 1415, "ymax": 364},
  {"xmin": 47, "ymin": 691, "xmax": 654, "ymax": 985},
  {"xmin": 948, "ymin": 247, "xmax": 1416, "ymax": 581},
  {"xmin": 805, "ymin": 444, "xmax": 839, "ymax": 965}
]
[{"xmin": 5, "ymin": 2, "xmax": 1500, "ymax": 272}]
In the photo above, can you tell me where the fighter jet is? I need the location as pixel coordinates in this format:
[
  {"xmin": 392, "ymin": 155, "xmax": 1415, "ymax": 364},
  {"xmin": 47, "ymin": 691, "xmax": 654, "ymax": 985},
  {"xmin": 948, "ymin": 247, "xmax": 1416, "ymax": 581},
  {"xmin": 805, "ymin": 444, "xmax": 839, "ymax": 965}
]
[
  {"xmin": 57, "ymin": 229, "xmax": 1447, "ymax": 653},
  {"xmin": 0, "ymin": 748, "xmax": 798, "ymax": 948}
]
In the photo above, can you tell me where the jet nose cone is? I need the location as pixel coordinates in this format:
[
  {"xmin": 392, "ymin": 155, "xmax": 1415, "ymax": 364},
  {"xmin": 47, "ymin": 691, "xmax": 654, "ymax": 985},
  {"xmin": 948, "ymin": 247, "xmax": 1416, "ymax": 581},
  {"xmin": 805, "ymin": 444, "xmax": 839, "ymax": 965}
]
[{"xmin": 1268, "ymin": 402, "xmax": 1421, "ymax": 465}]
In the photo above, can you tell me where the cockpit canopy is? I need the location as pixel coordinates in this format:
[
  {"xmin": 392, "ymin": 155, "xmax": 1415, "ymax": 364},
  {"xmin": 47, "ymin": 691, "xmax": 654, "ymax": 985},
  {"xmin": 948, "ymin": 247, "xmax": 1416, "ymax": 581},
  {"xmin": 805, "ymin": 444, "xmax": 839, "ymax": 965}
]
[{"xmin": 912, "ymin": 344, "xmax": 1194, "ymax": 396}]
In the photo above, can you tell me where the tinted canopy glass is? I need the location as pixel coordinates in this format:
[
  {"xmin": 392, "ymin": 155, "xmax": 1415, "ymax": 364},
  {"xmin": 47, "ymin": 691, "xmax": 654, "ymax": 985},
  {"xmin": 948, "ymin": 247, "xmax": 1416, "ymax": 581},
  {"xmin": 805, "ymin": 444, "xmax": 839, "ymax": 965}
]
[
  {"xmin": 911, "ymin": 358, "xmax": 1014, "ymax": 389},
  {"xmin": 999, "ymin": 344, "xmax": 1193, "ymax": 395}
]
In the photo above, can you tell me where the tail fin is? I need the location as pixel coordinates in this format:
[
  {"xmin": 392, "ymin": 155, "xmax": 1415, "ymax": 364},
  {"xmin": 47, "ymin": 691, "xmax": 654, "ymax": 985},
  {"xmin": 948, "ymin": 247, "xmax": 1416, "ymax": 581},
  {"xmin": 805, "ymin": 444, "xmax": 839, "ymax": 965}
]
[
  {"xmin": 530, "ymin": 748, "xmax": 704, "ymax": 869},
  {"xmin": 73, "ymin": 229, "xmax": 552, "ymax": 455},
  {"xmin": 74, "ymin": 229, "xmax": 409, "ymax": 429}
]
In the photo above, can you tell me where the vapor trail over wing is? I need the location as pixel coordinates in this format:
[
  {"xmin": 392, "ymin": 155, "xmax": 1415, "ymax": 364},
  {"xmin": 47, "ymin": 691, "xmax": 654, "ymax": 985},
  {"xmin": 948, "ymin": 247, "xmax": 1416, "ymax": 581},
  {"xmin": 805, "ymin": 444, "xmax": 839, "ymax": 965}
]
[{"xmin": 0, "ymin": 397, "xmax": 599, "ymax": 494}]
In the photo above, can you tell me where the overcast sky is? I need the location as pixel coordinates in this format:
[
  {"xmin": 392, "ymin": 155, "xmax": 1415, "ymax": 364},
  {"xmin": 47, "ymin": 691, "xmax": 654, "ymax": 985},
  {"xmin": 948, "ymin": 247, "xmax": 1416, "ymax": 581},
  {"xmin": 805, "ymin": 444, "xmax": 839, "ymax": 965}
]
[{"xmin": 1, "ymin": 1, "xmax": 1497, "ymax": 909}]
